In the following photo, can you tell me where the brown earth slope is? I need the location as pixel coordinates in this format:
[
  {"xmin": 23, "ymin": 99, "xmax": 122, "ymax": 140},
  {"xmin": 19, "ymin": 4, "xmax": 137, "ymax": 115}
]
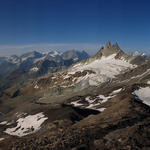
[{"xmin": 0, "ymin": 87, "xmax": 150, "ymax": 150}]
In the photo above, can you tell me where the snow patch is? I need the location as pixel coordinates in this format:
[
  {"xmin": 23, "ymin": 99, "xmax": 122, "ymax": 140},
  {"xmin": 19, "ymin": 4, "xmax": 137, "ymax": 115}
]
[
  {"xmin": 0, "ymin": 138, "xmax": 4, "ymax": 141},
  {"xmin": 71, "ymin": 94, "xmax": 112, "ymax": 111},
  {"xmin": 70, "ymin": 87, "xmax": 122, "ymax": 111},
  {"xmin": 97, "ymin": 95, "xmax": 113, "ymax": 103},
  {"xmin": 133, "ymin": 87, "xmax": 150, "ymax": 106},
  {"xmin": 7, "ymin": 122, "xmax": 13, "ymax": 126},
  {"xmin": 49, "ymin": 51, "xmax": 62, "ymax": 57},
  {"xmin": 34, "ymin": 84, "xmax": 39, "ymax": 89},
  {"xmin": 71, "ymin": 100, "xmax": 83, "ymax": 107},
  {"xmin": 4, "ymin": 112, "xmax": 48, "ymax": 137},
  {"xmin": 147, "ymin": 81, "xmax": 150, "ymax": 84},
  {"xmin": 86, "ymin": 103, "xmax": 100, "ymax": 109},
  {"xmin": 96, "ymin": 108, "xmax": 106, "ymax": 112},
  {"xmin": 110, "ymin": 88, "xmax": 122, "ymax": 95},
  {"xmin": 0, "ymin": 121, "xmax": 7, "ymax": 125},
  {"xmin": 30, "ymin": 67, "xmax": 39, "ymax": 72}
]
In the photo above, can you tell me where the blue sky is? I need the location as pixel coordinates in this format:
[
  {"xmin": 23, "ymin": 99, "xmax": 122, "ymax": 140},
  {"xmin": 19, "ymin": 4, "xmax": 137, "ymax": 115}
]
[{"xmin": 0, "ymin": 0, "xmax": 150, "ymax": 56}]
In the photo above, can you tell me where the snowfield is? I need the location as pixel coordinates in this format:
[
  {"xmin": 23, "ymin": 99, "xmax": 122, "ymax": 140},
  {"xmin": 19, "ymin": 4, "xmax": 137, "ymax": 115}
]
[
  {"xmin": 70, "ymin": 88, "xmax": 122, "ymax": 112},
  {"xmin": 49, "ymin": 51, "xmax": 62, "ymax": 57},
  {"xmin": 133, "ymin": 87, "xmax": 150, "ymax": 106},
  {"xmin": 4, "ymin": 112, "xmax": 48, "ymax": 137},
  {"xmin": 0, "ymin": 121, "xmax": 7, "ymax": 125},
  {"xmin": 68, "ymin": 54, "xmax": 136, "ymax": 86},
  {"xmin": 147, "ymin": 80, "xmax": 150, "ymax": 84},
  {"xmin": 110, "ymin": 88, "xmax": 122, "ymax": 95},
  {"xmin": 0, "ymin": 138, "xmax": 4, "ymax": 141},
  {"xmin": 71, "ymin": 100, "xmax": 83, "ymax": 107},
  {"xmin": 30, "ymin": 67, "xmax": 39, "ymax": 72}
]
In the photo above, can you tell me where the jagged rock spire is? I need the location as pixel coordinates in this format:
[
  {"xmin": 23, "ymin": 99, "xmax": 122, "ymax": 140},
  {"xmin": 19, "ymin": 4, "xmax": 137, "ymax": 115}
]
[
  {"xmin": 112, "ymin": 42, "xmax": 120, "ymax": 50},
  {"xmin": 105, "ymin": 41, "xmax": 111, "ymax": 49}
]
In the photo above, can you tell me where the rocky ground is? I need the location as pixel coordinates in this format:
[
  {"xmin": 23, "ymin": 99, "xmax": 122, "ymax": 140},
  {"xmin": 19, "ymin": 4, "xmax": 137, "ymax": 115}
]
[
  {"xmin": 0, "ymin": 83, "xmax": 150, "ymax": 150},
  {"xmin": 0, "ymin": 43, "xmax": 150, "ymax": 150}
]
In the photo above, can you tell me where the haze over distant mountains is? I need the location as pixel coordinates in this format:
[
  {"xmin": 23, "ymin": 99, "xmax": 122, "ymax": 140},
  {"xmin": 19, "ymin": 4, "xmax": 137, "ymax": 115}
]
[{"xmin": 0, "ymin": 50, "xmax": 89, "ymax": 78}]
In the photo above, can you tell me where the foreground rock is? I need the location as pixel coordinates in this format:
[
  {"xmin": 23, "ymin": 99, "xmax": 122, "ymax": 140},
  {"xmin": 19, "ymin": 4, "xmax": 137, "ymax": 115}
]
[{"xmin": 0, "ymin": 86, "xmax": 150, "ymax": 150}]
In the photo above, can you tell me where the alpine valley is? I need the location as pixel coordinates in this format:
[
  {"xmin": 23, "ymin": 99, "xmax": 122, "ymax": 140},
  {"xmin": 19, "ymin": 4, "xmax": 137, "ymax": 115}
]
[{"xmin": 0, "ymin": 41, "xmax": 150, "ymax": 150}]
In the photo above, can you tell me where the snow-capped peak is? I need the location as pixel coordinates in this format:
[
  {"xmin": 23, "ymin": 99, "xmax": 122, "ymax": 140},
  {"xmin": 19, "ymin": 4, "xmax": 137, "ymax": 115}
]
[
  {"xmin": 132, "ymin": 51, "xmax": 148, "ymax": 58},
  {"xmin": 66, "ymin": 53, "xmax": 136, "ymax": 87},
  {"xmin": 48, "ymin": 51, "xmax": 62, "ymax": 57},
  {"xmin": 132, "ymin": 51, "xmax": 141, "ymax": 56}
]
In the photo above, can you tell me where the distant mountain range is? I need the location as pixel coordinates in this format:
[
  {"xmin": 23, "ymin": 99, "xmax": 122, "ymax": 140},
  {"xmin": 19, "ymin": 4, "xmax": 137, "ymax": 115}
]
[
  {"xmin": 132, "ymin": 50, "xmax": 149, "ymax": 58},
  {"xmin": 0, "ymin": 50, "xmax": 89, "ymax": 78}
]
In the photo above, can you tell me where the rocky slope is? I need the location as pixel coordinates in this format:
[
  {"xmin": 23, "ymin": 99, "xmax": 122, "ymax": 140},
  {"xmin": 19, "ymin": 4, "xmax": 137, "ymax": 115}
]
[
  {"xmin": 18, "ymin": 41, "xmax": 146, "ymax": 104},
  {"xmin": 0, "ymin": 82, "xmax": 150, "ymax": 150},
  {"xmin": 0, "ymin": 41, "xmax": 150, "ymax": 150}
]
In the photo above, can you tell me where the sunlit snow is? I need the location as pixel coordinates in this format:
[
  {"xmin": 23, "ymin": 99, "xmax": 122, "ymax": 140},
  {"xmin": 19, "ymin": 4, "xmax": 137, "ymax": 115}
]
[
  {"xmin": 133, "ymin": 87, "xmax": 150, "ymax": 106},
  {"xmin": 0, "ymin": 138, "xmax": 4, "ymax": 141},
  {"xmin": 0, "ymin": 121, "xmax": 7, "ymax": 125},
  {"xmin": 4, "ymin": 112, "xmax": 48, "ymax": 137},
  {"xmin": 30, "ymin": 67, "xmax": 39, "ymax": 72},
  {"xmin": 147, "ymin": 80, "xmax": 150, "ymax": 84},
  {"xmin": 68, "ymin": 54, "xmax": 135, "ymax": 86},
  {"xmin": 96, "ymin": 108, "xmax": 106, "ymax": 112},
  {"xmin": 70, "ymin": 88, "xmax": 122, "ymax": 111},
  {"xmin": 71, "ymin": 100, "xmax": 83, "ymax": 107},
  {"xmin": 110, "ymin": 88, "xmax": 122, "ymax": 95}
]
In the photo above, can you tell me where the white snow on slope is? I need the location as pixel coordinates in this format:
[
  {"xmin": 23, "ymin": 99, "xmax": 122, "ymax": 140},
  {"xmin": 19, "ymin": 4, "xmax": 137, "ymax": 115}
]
[
  {"xmin": 0, "ymin": 138, "xmax": 4, "ymax": 141},
  {"xmin": 71, "ymin": 100, "xmax": 83, "ymax": 107},
  {"xmin": 51, "ymin": 51, "xmax": 62, "ymax": 57},
  {"xmin": 0, "ymin": 121, "xmax": 7, "ymax": 125},
  {"xmin": 96, "ymin": 108, "xmax": 106, "ymax": 112},
  {"xmin": 4, "ymin": 112, "xmax": 48, "ymax": 137},
  {"xmin": 97, "ymin": 95, "xmax": 113, "ymax": 103},
  {"xmin": 30, "ymin": 67, "xmax": 39, "ymax": 72},
  {"xmin": 110, "ymin": 88, "xmax": 122, "ymax": 95},
  {"xmin": 68, "ymin": 54, "xmax": 135, "ymax": 86},
  {"xmin": 147, "ymin": 80, "xmax": 150, "ymax": 84},
  {"xmin": 70, "ymin": 88, "xmax": 122, "ymax": 112},
  {"xmin": 34, "ymin": 84, "xmax": 39, "ymax": 89},
  {"xmin": 71, "ymin": 94, "xmax": 112, "ymax": 110},
  {"xmin": 133, "ymin": 87, "xmax": 150, "ymax": 106}
]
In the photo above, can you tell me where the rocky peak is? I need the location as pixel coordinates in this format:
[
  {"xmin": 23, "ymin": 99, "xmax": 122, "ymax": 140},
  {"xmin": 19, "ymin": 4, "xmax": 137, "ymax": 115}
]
[
  {"xmin": 97, "ymin": 41, "xmax": 122, "ymax": 57},
  {"xmin": 112, "ymin": 42, "xmax": 120, "ymax": 50},
  {"xmin": 105, "ymin": 41, "xmax": 111, "ymax": 49},
  {"xmin": 93, "ymin": 41, "xmax": 128, "ymax": 60}
]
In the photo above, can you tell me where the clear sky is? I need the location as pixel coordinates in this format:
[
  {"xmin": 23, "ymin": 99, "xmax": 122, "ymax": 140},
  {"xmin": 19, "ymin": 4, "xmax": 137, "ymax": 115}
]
[{"xmin": 0, "ymin": 0, "xmax": 150, "ymax": 56}]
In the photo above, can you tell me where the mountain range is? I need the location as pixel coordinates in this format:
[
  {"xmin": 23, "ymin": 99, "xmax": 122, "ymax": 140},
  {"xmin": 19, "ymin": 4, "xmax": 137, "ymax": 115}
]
[
  {"xmin": 0, "ymin": 41, "xmax": 150, "ymax": 150},
  {"xmin": 0, "ymin": 50, "xmax": 89, "ymax": 76},
  {"xmin": 0, "ymin": 50, "xmax": 89, "ymax": 90}
]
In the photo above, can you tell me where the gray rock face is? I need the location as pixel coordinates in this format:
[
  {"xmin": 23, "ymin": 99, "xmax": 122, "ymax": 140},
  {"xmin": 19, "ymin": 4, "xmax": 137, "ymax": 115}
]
[
  {"xmin": 112, "ymin": 42, "xmax": 120, "ymax": 50},
  {"xmin": 95, "ymin": 41, "xmax": 123, "ymax": 58},
  {"xmin": 105, "ymin": 40, "xmax": 111, "ymax": 49}
]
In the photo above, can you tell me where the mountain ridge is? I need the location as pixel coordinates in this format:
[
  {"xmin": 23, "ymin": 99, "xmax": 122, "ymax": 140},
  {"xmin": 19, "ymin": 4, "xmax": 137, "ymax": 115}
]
[
  {"xmin": 0, "ymin": 50, "xmax": 89, "ymax": 78},
  {"xmin": 0, "ymin": 41, "xmax": 150, "ymax": 150}
]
